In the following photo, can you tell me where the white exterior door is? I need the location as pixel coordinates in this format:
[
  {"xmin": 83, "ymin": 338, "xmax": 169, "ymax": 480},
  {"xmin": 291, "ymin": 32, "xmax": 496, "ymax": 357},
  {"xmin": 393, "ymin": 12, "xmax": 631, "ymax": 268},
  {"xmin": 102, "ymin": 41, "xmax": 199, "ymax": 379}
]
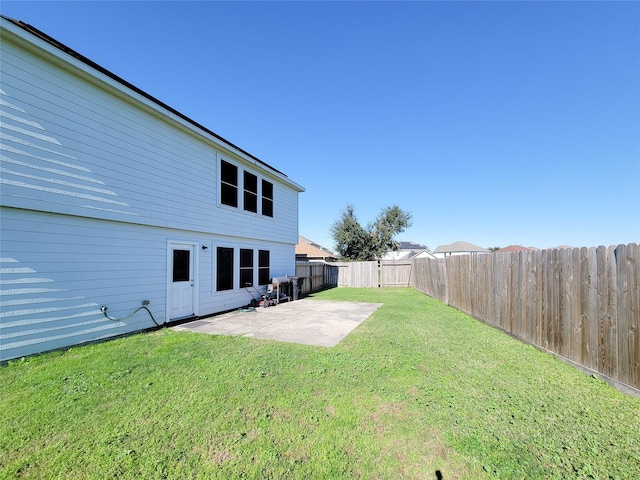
[{"xmin": 169, "ymin": 243, "xmax": 195, "ymax": 319}]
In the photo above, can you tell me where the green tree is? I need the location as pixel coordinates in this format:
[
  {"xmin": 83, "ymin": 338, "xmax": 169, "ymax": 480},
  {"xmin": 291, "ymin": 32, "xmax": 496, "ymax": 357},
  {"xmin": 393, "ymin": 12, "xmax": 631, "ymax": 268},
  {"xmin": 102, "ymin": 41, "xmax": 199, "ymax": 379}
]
[
  {"xmin": 330, "ymin": 204, "xmax": 412, "ymax": 261},
  {"xmin": 330, "ymin": 205, "xmax": 372, "ymax": 261}
]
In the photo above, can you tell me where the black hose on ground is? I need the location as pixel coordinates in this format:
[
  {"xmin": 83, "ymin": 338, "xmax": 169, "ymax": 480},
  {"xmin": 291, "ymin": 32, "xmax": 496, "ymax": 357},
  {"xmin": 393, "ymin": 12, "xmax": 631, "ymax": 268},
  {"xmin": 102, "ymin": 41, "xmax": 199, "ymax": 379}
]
[{"xmin": 100, "ymin": 305, "xmax": 162, "ymax": 327}]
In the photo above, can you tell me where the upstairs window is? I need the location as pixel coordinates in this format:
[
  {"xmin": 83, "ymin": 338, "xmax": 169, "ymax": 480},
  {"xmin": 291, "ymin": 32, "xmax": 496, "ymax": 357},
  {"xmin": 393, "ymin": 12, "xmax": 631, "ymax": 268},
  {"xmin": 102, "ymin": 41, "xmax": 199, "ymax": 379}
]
[
  {"xmin": 243, "ymin": 172, "xmax": 258, "ymax": 213},
  {"xmin": 220, "ymin": 160, "xmax": 238, "ymax": 207},
  {"xmin": 219, "ymin": 158, "xmax": 274, "ymax": 216},
  {"xmin": 262, "ymin": 180, "xmax": 273, "ymax": 217},
  {"xmin": 258, "ymin": 250, "xmax": 270, "ymax": 285},
  {"xmin": 240, "ymin": 248, "xmax": 254, "ymax": 287}
]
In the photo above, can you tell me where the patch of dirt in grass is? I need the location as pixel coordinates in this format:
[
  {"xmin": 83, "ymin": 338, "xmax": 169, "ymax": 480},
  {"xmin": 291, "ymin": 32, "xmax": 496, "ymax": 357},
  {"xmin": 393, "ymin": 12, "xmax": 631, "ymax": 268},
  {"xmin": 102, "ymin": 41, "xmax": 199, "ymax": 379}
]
[
  {"xmin": 196, "ymin": 441, "xmax": 236, "ymax": 466},
  {"xmin": 360, "ymin": 400, "xmax": 483, "ymax": 479},
  {"xmin": 325, "ymin": 404, "xmax": 336, "ymax": 417},
  {"xmin": 364, "ymin": 400, "xmax": 408, "ymax": 436},
  {"xmin": 284, "ymin": 446, "xmax": 311, "ymax": 466},
  {"xmin": 211, "ymin": 449, "xmax": 234, "ymax": 465}
]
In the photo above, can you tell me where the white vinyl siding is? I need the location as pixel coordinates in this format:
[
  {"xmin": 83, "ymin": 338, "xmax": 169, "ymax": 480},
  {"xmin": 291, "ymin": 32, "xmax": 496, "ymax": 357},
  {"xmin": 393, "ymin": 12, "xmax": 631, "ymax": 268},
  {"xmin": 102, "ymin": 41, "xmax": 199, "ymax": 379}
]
[
  {"xmin": 0, "ymin": 28, "xmax": 301, "ymax": 244},
  {"xmin": 0, "ymin": 19, "xmax": 302, "ymax": 361},
  {"xmin": 0, "ymin": 208, "xmax": 297, "ymax": 361}
]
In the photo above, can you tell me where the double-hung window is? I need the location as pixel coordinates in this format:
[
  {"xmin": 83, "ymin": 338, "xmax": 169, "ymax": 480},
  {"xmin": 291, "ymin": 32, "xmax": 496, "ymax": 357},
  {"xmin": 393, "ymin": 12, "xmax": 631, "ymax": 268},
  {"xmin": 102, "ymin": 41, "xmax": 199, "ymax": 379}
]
[
  {"xmin": 220, "ymin": 160, "xmax": 238, "ymax": 207},
  {"xmin": 258, "ymin": 250, "xmax": 270, "ymax": 285},
  {"xmin": 262, "ymin": 180, "xmax": 273, "ymax": 217},
  {"xmin": 216, "ymin": 247, "xmax": 234, "ymax": 291},
  {"xmin": 240, "ymin": 249, "xmax": 254, "ymax": 287},
  {"xmin": 244, "ymin": 172, "xmax": 258, "ymax": 213}
]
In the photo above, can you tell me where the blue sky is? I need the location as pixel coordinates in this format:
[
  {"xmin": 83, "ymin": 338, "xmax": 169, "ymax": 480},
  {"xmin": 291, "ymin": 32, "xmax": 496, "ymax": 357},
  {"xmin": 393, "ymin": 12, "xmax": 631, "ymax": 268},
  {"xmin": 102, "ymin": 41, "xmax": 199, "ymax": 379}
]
[{"xmin": 3, "ymin": 1, "xmax": 639, "ymax": 251}]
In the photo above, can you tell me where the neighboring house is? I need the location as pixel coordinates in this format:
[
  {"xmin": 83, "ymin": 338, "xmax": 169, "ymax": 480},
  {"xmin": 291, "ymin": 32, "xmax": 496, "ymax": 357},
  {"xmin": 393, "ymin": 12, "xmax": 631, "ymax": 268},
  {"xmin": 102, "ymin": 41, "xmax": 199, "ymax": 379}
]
[
  {"xmin": 382, "ymin": 241, "xmax": 435, "ymax": 260},
  {"xmin": 0, "ymin": 17, "xmax": 304, "ymax": 361},
  {"xmin": 432, "ymin": 241, "xmax": 490, "ymax": 258},
  {"xmin": 496, "ymin": 245, "xmax": 537, "ymax": 253},
  {"xmin": 295, "ymin": 236, "xmax": 337, "ymax": 262}
]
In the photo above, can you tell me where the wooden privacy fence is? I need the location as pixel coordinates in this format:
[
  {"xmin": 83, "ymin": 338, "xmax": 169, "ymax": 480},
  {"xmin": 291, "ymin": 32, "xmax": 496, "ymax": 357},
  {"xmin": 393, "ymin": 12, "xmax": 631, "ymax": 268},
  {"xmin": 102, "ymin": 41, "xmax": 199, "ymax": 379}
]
[
  {"xmin": 411, "ymin": 244, "xmax": 640, "ymax": 392},
  {"xmin": 294, "ymin": 261, "xmax": 348, "ymax": 294},
  {"xmin": 295, "ymin": 262, "xmax": 330, "ymax": 294},
  {"xmin": 333, "ymin": 260, "xmax": 413, "ymax": 288},
  {"xmin": 295, "ymin": 260, "xmax": 413, "ymax": 291}
]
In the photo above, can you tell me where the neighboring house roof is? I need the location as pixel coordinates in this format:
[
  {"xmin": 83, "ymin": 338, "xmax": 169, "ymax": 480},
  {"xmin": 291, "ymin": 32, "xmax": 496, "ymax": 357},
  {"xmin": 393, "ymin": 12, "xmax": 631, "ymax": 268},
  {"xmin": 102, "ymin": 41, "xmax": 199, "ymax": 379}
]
[
  {"xmin": 383, "ymin": 250, "xmax": 435, "ymax": 260},
  {"xmin": 433, "ymin": 241, "xmax": 490, "ymax": 254},
  {"xmin": 382, "ymin": 240, "xmax": 435, "ymax": 260},
  {"xmin": 295, "ymin": 236, "xmax": 337, "ymax": 261},
  {"xmin": 497, "ymin": 245, "xmax": 536, "ymax": 253},
  {"xmin": 0, "ymin": 15, "xmax": 304, "ymax": 193},
  {"xmin": 396, "ymin": 241, "xmax": 429, "ymax": 251}
]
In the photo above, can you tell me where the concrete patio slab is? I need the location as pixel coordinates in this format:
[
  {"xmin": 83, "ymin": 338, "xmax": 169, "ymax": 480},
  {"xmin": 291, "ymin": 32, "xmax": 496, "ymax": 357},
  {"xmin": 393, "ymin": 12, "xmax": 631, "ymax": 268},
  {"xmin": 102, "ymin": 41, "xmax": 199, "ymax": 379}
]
[{"xmin": 172, "ymin": 299, "xmax": 383, "ymax": 347}]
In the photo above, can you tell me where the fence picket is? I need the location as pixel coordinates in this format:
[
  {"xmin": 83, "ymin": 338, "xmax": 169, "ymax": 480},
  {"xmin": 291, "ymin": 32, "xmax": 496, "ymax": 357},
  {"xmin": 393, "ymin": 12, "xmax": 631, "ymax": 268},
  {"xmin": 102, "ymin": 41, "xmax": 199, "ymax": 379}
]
[
  {"xmin": 570, "ymin": 247, "xmax": 582, "ymax": 363},
  {"xmin": 606, "ymin": 246, "xmax": 619, "ymax": 378},
  {"xmin": 630, "ymin": 243, "xmax": 640, "ymax": 388}
]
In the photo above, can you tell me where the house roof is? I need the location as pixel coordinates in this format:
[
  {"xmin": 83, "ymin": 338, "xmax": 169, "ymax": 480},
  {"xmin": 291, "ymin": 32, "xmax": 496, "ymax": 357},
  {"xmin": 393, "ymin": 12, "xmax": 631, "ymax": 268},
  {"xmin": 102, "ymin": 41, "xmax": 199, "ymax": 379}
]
[
  {"xmin": 295, "ymin": 236, "xmax": 336, "ymax": 259},
  {"xmin": 396, "ymin": 241, "xmax": 430, "ymax": 251},
  {"xmin": 433, "ymin": 241, "xmax": 489, "ymax": 254},
  {"xmin": 0, "ymin": 15, "xmax": 304, "ymax": 193},
  {"xmin": 384, "ymin": 250, "xmax": 435, "ymax": 260},
  {"xmin": 384, "ymin": 241, "xmax": 434, "ymax": 260},
  {"xmin": 497, "ymin": 245, "xmax": 536, "ymax": 253}
]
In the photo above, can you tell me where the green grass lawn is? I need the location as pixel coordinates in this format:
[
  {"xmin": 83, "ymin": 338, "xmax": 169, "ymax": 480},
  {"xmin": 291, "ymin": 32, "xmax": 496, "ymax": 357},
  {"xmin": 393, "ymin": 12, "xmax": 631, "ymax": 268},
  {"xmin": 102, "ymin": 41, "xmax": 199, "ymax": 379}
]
[{"xmin": 1, "ymin": 288, "xmax": 639, "ymax": 479}]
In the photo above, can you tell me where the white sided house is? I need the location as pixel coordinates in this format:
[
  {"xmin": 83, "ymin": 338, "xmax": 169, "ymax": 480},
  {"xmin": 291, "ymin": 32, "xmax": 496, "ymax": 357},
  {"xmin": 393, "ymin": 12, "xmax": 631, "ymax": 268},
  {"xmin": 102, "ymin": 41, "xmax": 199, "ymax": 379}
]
[
  {"xmin": 0, "ymin": 17, "xmax": 304, "ymax": 361},
  {"xmin": 432, "ymin": 241, "xmax": 490, "ymax": 258}
]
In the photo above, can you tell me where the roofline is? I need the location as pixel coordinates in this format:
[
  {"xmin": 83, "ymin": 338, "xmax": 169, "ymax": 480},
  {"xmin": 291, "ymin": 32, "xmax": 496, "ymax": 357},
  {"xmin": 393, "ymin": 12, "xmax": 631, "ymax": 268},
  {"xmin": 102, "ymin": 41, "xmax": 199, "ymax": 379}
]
[
  {"xmin": 433, "ymin": 241, "xmax": 490, "ymax": 253},
  {"xmin": 1, "ymin": 15, "xmax": 301, "ymax": 188}
]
